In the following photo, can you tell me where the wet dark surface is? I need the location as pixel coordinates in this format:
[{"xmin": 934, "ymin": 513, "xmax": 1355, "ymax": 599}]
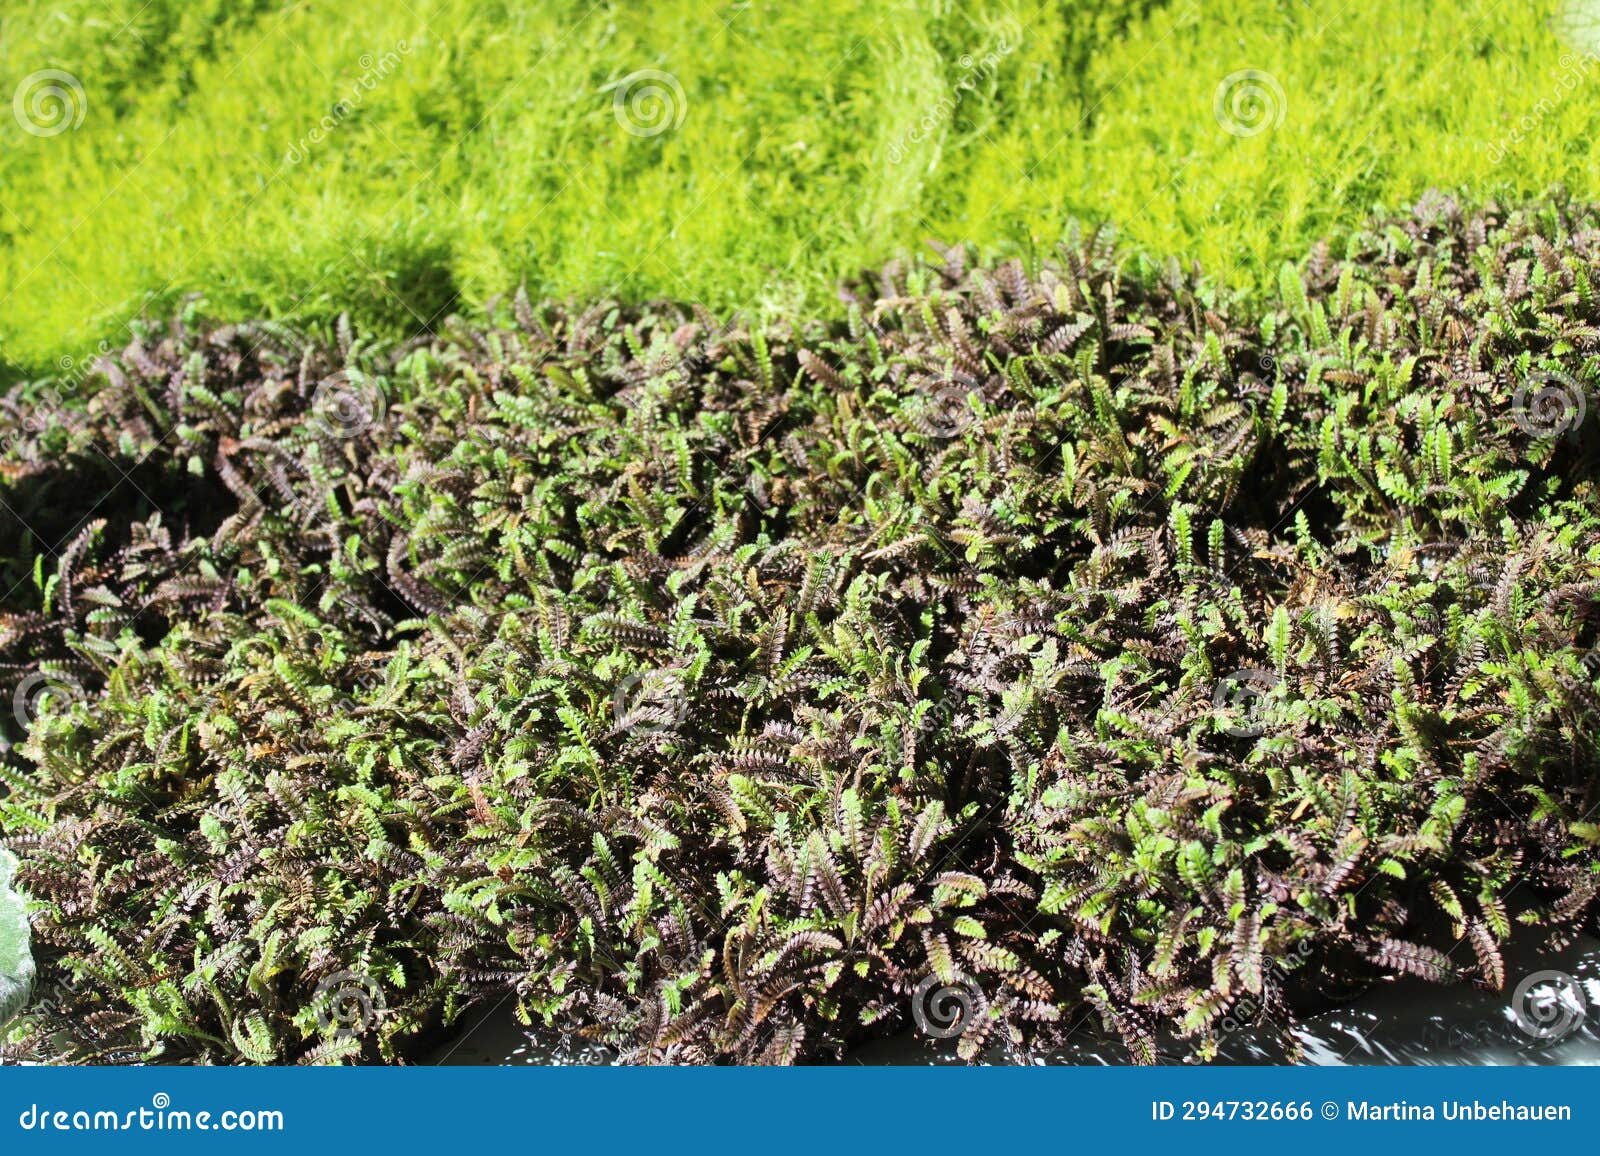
[{"xmin": 432, "ymin": 935, "xmax": 1600, "ymax": 1066}]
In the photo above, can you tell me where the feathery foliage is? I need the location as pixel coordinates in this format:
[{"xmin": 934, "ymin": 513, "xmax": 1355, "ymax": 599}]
[{"xmin": 1, "ymin": 194, "xmax": 1598, "ymax": 1063}]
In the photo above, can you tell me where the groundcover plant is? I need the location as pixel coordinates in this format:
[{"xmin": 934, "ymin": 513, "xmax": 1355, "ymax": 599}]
[
  {"xmin": 0, "ymin": 192, "xmax": 1596, "ymax": 1064},
  {"xmin": 7, "ymin": 0, "xmax": 1600, "ymax": 374},
  {"xmin": 4, "ymin": 0, "xmax": 1600, "ymax": 1077}
]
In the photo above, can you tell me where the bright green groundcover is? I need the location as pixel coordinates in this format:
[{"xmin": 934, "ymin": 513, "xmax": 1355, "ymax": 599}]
[{"xmin": 4, "ymin": 0, "xmax": 1600, "ymax": 376}]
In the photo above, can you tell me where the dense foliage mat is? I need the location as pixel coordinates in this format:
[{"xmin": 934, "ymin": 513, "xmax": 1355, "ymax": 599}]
[{"xmin": 1, "ymin": 194, "xmax": 1599, "ymax": 1064}]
